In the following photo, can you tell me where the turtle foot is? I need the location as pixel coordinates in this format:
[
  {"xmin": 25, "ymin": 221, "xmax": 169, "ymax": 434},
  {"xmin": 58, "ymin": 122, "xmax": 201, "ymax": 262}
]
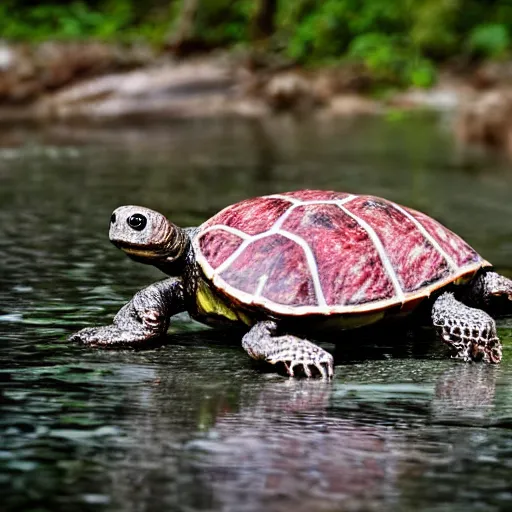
[
  {"xmin": 70, "ymin": 277, "xmax": 183, "ymax": 348},
  {"xmin": 267, "ymin": 337, "xmax": 334, "ymax": 378},
  {"xmin": 70, "ymin": 325, "xmax": 149, "ymax": 347},
  {"xmin": 432, "ymin": 292, "xmax": 502, "ymax": 364},
  {"xmin": 242, "ymin": 321, "xmax": 334, "ymax": 379}
]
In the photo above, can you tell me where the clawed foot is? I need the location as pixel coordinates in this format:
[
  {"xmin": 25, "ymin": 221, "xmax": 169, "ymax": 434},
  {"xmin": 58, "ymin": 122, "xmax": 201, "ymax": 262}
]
[
  {"xmin": 268, "ymin": 338, "xmax": 334, "ymax": 378},
  {"xmin": 433, "ymin": 293, "xmax": 503, "ymax": 364},
  {"xmin": 70, "ymin": 303, "xmax": 170, "ymax": 348},
  {"xmin": 470, "ymin": 335, "xmax": 502, "ymax": 364},
  {"xmin": 282, "ymin": 358, "xmax": 334, "ymax": 379},
  {"xmin": 69, "ymin": 325, "xmax": 148, "ymax": 347},
  {"xmin": 242, "ymin": 322, "xmax": 334, "ymax": 379},
  {"xmin": 438, "ymin": 325, "xmax": 502, "ymax": 364}
]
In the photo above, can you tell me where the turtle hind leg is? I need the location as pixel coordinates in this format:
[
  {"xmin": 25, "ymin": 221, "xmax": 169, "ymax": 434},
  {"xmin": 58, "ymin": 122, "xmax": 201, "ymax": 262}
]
[
  {"xmin": 431, "ymin": 292, "xmax": 502, "ymax": 363},
  {"xmin": 242, "ymin": 321, "xmax": 334, "ymax": 378}
]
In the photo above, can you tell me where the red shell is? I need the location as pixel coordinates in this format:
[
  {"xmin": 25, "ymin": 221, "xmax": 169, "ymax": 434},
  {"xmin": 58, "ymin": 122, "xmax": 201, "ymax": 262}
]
[{"xmin": 194, "ymin": 191, "xmax": 490, "ymax": 315}]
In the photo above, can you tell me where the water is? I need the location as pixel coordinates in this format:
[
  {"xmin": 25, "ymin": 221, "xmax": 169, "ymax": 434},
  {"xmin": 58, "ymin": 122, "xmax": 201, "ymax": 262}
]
[{"xmin": 1, "ymin": 113, "xmax": 511, "ymax": 512}]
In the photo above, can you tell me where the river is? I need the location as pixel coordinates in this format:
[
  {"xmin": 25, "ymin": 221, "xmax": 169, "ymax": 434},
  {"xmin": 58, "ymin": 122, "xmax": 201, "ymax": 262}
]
[{"xmin": 1, "ymin": 113, "xmax": 511, "ymax": 512}]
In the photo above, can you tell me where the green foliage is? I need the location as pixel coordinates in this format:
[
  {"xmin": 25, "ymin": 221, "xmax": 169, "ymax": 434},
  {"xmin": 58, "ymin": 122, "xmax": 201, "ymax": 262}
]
[
  {"xmin": 348, "ymin": 32, "xmax": 436, "ymax": 87},
  {"xmin": 348, "ymin": 33, "xmax": 402, "ymax": 76},
  {"xmin": 408, "ymin": 59, "xmax": 437, "ymax": 88},
  {"xmin": 0, "ymin": 0, "xmax": 173, "ymax": 42},
  {"xmin": 0, "ymin": 1, "xmax": 130, "ymax": 40},
  {"xmin": 469, "ymin": 23, "xmax": 510, "ymax": 57},
  {"xmin": 277, "ymin": 0, "xmax": 440, "ymax": 87},
  {"xmin": 278, "ymin": 0, "xmax": 405, "ymax": 63},
  {"xmin": 0, "ymin": 0, "xmax": 512, "ymax": 89},
  {"xmin": 406, "ymin": 0, "xmax": 460, "ymax": 57},
  {"xmin": 189, "ymin": 0, "xmax": 253, "ymax": 47}
]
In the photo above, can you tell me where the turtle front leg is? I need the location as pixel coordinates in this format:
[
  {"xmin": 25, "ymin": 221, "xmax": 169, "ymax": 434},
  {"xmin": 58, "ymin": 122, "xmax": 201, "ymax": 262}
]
[
  {"xmin": 242, "ymin": 321, "xmax": 334, "ymax": 378},
  {"xmin": 70, "ymin": 278, "xmax": 185, "ymax": 347},
  {"xmin": 431, "ymin": 292, "xmax": 502, "ymax": 363}
]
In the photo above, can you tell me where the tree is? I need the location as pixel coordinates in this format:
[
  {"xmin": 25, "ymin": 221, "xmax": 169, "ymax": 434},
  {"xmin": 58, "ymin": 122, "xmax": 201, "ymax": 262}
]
[{"xmin": 251, "ymin": 0, "xmax": 277, "ymax": 42}]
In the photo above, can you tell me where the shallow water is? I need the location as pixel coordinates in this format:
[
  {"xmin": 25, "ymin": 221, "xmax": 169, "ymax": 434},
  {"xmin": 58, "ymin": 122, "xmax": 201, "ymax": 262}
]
[{"xmin": 1, "ymin": 113, "xmax": 512, "ymax": 512}]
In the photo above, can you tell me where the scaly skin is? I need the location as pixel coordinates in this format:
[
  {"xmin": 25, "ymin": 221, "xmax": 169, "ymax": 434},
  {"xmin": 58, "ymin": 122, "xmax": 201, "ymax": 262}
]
[
  {"xmin": 469, "ymin": 271, "xmax": 512, "ymax": 306},
  {"xmin": 242, "ymin": 321, "xmax": 334, "ymax": 378},
  {"xmin": 432, "ymin": 292, "xmax": 502, "ymax": 363},
  {"xmin": 70, "ymin": 268, "xmax": 512, "ymax": 375},
  {"xmin": 70, "ymin": 200, "xmax": 512, "ymax": 378},
  {"xmin": 70, "ymin": 278, "xmax": 185, "ymax": 347}
]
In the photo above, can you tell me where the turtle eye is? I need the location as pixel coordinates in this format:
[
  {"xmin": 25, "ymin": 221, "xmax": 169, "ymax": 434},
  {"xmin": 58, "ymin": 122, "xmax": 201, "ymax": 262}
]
[
  {"xmin": 110, "ymin": 213, "xmax": 116, "ymax": 224},
  {"xmin": 127, "ymin": 213, "xmax": 147, "ymax": 231}
]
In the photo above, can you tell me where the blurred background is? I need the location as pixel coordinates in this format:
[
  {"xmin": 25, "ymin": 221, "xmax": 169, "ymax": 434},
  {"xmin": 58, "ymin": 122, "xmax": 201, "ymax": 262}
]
[
  {"xmin": 2, "ymin": 0, "xmax": 512, "ymax": 81},
  {"xmin": 1, "ymin": 3, "xmax": 512, "ymax": 512},
  {"xmin": 1, "ymin": 0, "xmax": 512, "ymax": 133}
]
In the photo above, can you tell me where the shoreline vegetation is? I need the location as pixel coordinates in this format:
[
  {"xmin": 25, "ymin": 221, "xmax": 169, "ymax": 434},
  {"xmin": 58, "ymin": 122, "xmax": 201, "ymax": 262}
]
[{"xmin": 2, "ymin": 1, "xmax": 512, "ymax": 152}]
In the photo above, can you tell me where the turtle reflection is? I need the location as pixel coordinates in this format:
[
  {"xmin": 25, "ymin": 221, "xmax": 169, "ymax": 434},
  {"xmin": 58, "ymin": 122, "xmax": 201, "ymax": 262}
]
[
  {"xmin": 186, "ymin": 380, "xmax": 392, "ymax": 512},
  {"xmin": 180, "ymin": 364, "xmax": 498, "ymax": 512}
]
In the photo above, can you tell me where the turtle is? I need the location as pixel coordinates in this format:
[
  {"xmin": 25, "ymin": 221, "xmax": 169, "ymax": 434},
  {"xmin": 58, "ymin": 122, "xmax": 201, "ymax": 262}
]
[{"xmin": 70, "ymin": 190, "xmax": 512, "ymax": 378}]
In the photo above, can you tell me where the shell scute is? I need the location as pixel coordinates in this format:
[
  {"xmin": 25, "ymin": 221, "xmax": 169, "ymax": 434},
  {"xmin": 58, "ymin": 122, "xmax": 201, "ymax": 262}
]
[
  {"xmin": 280, "ymin": 204, "xmax": 394, "ymax": 306},
  {"xmin": 219, "ymin": 234, "xmax": 317, "ymax": 307},
  {"xmin": 277, "ymin": 190, "xmax": 351, "ymax": 202},
  {"xmin": 194, "ymin": 191, "xmax": 488, "ymax": 316},
  {"xmin": 343, "ymin": 197, "xmax": 451, "ymax": 293},
  {"xmin": 407, "ymin": 209, "xmax": 481, "ymax": 267},
  {"xmin": 212, "ymin": 196, "xmax": 290, "ymax": 236},
  {"xmin": 198, "ymin": 230, "xmax": 244, "ymax": 270}
]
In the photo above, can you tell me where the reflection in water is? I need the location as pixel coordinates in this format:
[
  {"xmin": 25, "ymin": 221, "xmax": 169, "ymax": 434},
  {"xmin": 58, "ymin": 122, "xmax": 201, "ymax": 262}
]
[
  {"xmin": 1, "ymin": 115, "xmax": 512, "ymax": 512},
  {"xmin": 186, "ymin": 380, "xmax": 393, "ymax": 512},
  {"xmin": 431, "ymin": 365, "xmax": 498, "ymax": 423},
  {"xmin": 175, "ymin": 366, "xmax": 501, "ymax": 512}
]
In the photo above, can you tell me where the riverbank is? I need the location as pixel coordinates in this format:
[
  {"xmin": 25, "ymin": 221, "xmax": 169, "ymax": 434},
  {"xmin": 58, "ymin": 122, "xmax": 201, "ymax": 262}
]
[
  {"xmin": 0, "ymin": 41, "xmax": 465, "ymax": 123},
  {"xmin": 3, "ymin": 41, "xmax": 512, "ymax": 157}
]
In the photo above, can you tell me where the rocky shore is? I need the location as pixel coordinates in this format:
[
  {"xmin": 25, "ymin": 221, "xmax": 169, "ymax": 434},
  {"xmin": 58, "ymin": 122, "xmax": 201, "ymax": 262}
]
[
  {"xmin": 3, "ymin": 41, "xmax": 512, "ymax": 156},
  {"xmin": 0, "ymin": 41, "xmax": 457, "ymax": 122},
  {"xmin": 454, "ymin": 61, "xmax": 512, "ymax": 156}
]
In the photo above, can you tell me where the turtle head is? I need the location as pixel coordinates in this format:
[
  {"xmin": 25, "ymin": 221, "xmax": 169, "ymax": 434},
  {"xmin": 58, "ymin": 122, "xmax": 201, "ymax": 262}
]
[{"xmin": 109, "ymin": 205, "xmax": 189, "ymax": 270}]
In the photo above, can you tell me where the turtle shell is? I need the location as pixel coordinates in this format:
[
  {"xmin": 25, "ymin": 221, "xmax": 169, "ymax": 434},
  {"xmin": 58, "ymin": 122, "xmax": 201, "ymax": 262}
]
[{"xmin": 193, "ymin": 190, "xmax": 490, "ymax": 316}]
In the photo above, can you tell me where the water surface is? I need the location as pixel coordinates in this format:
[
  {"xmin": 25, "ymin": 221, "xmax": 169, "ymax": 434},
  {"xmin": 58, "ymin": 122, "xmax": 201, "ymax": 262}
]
[{"xmin": 1, "ymin": 114, "xmax": 512, "ymax": 512}]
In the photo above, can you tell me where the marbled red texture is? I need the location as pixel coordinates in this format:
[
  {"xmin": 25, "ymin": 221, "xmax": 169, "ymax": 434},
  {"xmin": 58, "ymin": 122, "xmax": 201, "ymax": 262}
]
[
  {"xmin": 345, "ymin": 197, "xmax": 450, "ymax": 293},
  {"xmin": 278, "ymin": 190, "xmax": 351, "ymax": 202},
  {"xmin": 197, "ymin": 190, "xmax": 484, "ymax": 310},
  {"xmin": 406, "ymin": 209, "xmax": 481, "ymax": 267},
  {"xmin": 207, "ymin": 197, "xmax": 290, "ymax": 236},
  {"xmin": 280, "ymin": 204, "xmax": 394, "ymax": 305},
  {"xmin": 198, "ymin": 230, "xmax": 244, "ymax": 270},
  {"xmin": 220, "ymin": 235, "xmax": 317, "ymax": 306}
]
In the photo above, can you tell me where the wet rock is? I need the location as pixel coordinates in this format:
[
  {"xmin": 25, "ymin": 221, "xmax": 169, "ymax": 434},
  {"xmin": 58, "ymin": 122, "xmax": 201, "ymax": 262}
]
[
  {"xmin": 312, "ymin": 65, "xmax": 375, "ymax": 99},
  {"xmin": 264, "ymin": 71, "xmax": 323, "ymax": 112},
  {"xmin": 0, "ymin": 41, "xmax": 154, "ymax": 104},
  {"xmin": 0, "ymin": 43, "xmax": 15, "ymax": 71},
  {"xmin": 324, "ymin": 95, "xmax": 381, "ymax": 116},
  {"xmin": 470, "ymin": 61, "xmax": 512, "ymax": 90},
  {"xmin": 455, "ymin": 60, "xmax": 512, "ymax": 154},
  {"xmin": 456, "ymin": 88, "xmax": 512, "ymax": 154},
  {"xmin": 36, "ymin": 60, "xmax": 236, "ymax": 120},
  {"xmin": 0, "ymin": 42, "xmax": 386, "ymax": 121},
  {"xmin": 391, "ymin": 87, "xmax": 460, "ymax": 111},
  {"xmin": 260, "ymin": 67, "xmax": 380, "ymax": 115}
]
